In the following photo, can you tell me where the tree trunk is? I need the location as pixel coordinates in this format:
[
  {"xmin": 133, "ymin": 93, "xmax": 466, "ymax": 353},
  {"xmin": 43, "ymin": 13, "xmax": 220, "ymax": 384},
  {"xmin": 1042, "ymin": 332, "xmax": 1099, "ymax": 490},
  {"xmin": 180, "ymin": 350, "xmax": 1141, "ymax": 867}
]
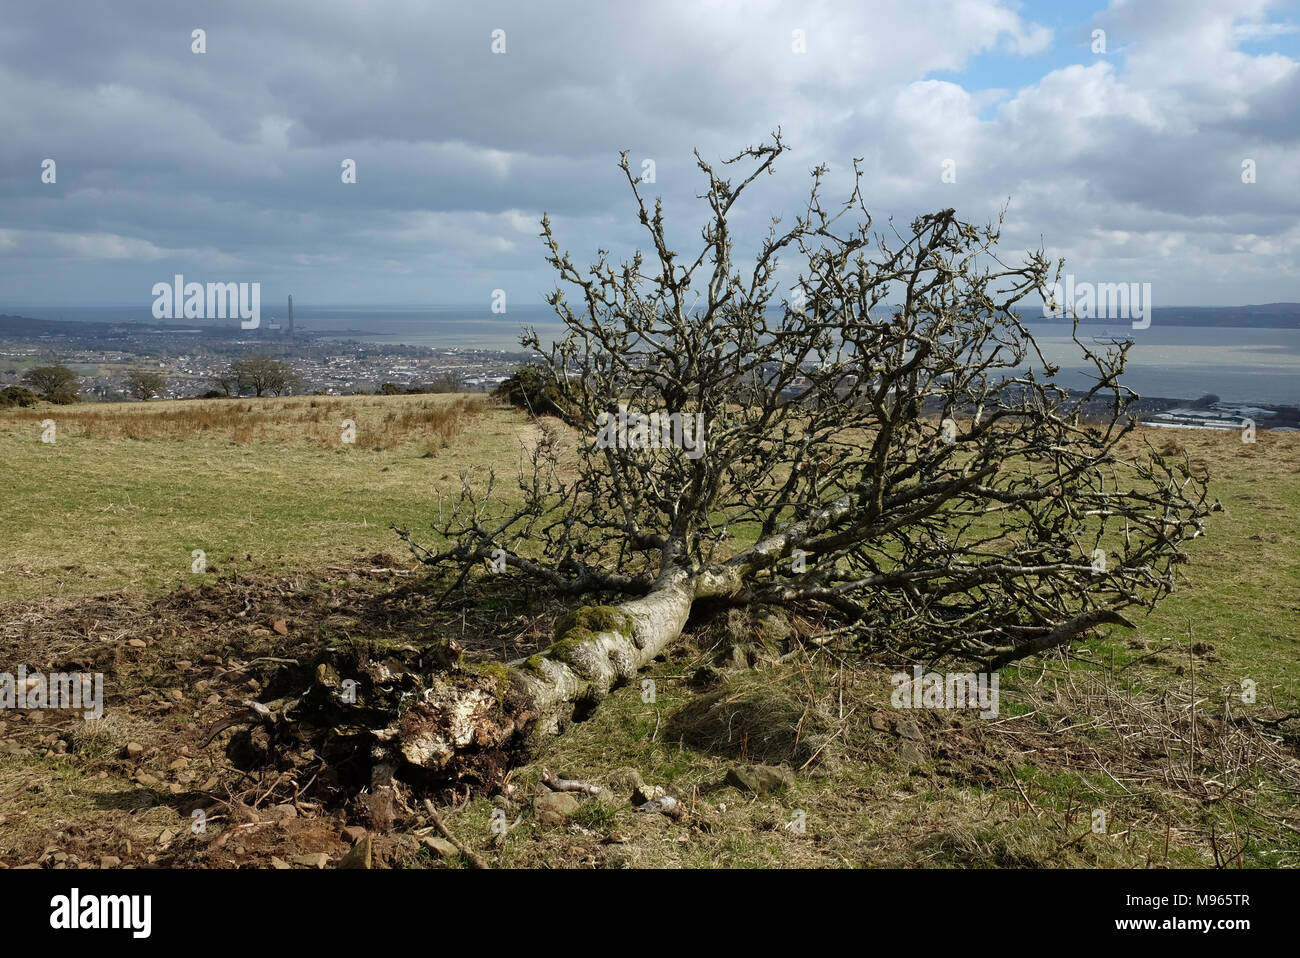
[
  {"xmin": 379, "ymin": 565, "xmax": 716, "ymax": 788},
  {"xmin": 511, "ymin": 566, "xmax": 698, "ymax": 733},
  {"xmin": 376, "ymin": 501, "xmax": 848, "ymax": 787}
]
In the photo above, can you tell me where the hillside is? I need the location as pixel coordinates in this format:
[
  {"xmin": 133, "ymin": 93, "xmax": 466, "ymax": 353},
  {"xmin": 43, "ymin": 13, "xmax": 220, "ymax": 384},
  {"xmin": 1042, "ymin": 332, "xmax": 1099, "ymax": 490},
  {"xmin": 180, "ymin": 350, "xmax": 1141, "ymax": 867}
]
[{"xmin": 1, "ymin": 394, "xmax": 1298, "ymax": 868}]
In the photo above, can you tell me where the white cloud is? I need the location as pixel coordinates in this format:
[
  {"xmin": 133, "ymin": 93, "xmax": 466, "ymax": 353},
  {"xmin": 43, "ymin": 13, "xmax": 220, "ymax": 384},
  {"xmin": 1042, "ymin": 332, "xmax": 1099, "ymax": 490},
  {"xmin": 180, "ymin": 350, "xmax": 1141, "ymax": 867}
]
[{"xmin": 0, "ymin": 0, "xmax": 1295, "ymax": 305}]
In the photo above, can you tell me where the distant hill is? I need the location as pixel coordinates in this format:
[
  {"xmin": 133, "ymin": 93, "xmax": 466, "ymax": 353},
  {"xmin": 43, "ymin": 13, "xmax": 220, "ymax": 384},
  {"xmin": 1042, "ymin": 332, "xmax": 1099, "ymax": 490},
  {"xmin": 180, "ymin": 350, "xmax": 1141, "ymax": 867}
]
[
  {"xmin": 0, "ymin": 313, "xmax": 251, "ymax": 340},
  {"xmin": 1036, "ymin": 303, "xmax": 1300, "ymax": 328},
  {"xmin": 0, "ymin": 313, "xmax": 219, "ymax": 335},
  {"xmin": 4, "ymin": 303, "xmax": 1300, "ymax": 337}
]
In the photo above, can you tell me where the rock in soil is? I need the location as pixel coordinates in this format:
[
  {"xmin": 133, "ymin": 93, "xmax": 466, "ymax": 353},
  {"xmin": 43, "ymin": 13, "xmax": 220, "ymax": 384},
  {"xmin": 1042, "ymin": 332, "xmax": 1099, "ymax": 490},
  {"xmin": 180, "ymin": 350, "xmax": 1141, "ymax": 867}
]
[
  {"xmin": 724, "ymin": 764, "xmax": 794, "ymax": 795},
  {"xmin": 335, "ymin": 833, "xmax": 372, "ymax": 869},
  {"xmin": 899, "ymin": 741, "xmax": 929, "ymax": 765},
  {"xmin": 608, "ymin": 768, "xmax": 645, "ymax": 794},
  {"xmin": 340, "ymin": 825, "xmax": 367, "ymax": 844},
  {"xmin": 533, "ymin": 791, "xmax": 581, "ymax": 826},
  {"xmin": 896, "ymin": 719, "xmax": 923, "ymax": 741},
  {"xmin": 421, "ymin": 836, "xmax": 459, "ymax": 858}
]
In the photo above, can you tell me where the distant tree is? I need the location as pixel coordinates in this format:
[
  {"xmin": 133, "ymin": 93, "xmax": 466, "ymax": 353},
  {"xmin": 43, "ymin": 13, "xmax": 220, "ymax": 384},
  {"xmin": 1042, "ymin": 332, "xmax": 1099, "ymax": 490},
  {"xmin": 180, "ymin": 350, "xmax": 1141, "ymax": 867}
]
[
  {"xmin": 211, "ymin": 366, "xmax": 242, "ymax": 397},
  {"xmin": 379, "ymin": 382, "xmax": 404, "ymax": 395},
  {"xmin": 124, "ymin": 369, "xmax": 166, "ymax": 400},
  {"xmin": 1192, "ymin": 393, "xmax": 1220, "ymax": 409},
  {"xmin": 22, "ymin": 364, "xmax": 80, "ymax": 403},
  {"xmin": 233, "ymin": 354, "xmax": 301, "ymax": 397},
  {"xmin": 492, "ymin": 364, "xmax": 576, "ymax": 417},
  {"xmin": 0, "ymin": 386, "xmax": 39, "ymax": 408},
  {"xmin": 267, "ymin": 363, "xmax": 304, "ymax": 397}
]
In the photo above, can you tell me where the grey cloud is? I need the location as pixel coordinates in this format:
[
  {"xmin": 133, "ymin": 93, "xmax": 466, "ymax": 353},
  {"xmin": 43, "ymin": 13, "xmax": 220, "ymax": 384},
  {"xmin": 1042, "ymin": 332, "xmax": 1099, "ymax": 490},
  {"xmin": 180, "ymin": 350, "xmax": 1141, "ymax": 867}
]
[{"xmin": 0, "ymin": 0, "xmax": 1294, "ymax": 307}]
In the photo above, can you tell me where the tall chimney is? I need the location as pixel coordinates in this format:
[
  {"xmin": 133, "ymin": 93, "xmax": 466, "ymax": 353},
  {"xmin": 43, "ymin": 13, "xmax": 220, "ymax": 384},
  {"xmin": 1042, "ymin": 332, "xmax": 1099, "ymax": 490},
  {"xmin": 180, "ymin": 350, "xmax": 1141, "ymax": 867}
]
[{"xmin": 288, "ymin": 294, "xmax": 294, "ymax": 335}]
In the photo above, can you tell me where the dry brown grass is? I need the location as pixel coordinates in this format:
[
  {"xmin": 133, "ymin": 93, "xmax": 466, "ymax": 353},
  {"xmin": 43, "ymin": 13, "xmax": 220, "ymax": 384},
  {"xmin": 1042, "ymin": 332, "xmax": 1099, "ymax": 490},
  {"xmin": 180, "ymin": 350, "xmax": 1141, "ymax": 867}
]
[{"xmin": 3, "ymin": 393, "xmax": 485, "ymax": 450}]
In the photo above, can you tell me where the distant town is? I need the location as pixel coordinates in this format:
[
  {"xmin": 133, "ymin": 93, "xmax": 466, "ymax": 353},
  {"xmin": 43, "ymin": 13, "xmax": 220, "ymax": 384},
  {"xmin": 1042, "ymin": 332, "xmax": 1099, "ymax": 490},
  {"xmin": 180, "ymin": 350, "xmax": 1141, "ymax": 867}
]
[
  {"xmin": 0, "ymin": 313, "xmax": 526, "ymax": 399},
  {"xmin": 2, "ymin": 309, "xmax": 1299, "ymax": 432}
]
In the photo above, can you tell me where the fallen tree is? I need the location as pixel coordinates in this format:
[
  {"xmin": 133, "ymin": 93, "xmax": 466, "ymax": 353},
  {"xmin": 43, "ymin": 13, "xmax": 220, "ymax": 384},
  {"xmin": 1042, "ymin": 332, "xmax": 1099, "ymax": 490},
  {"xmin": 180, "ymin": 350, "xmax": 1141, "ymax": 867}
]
[{"xmin": 343, "ymin": 132, "xmax": 1211, "ymax": 791}]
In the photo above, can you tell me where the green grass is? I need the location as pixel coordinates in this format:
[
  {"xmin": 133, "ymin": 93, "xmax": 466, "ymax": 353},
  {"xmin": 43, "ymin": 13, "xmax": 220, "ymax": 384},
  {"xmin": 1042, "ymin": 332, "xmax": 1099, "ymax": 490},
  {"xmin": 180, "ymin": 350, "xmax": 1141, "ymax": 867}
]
[
  {"xmin": 0, "ymin": 394, "xmax": 524, "ymax": 599},
  {"xmin": 1088, "ymin": 431, "xmax": 1300, "ymax": 693}
]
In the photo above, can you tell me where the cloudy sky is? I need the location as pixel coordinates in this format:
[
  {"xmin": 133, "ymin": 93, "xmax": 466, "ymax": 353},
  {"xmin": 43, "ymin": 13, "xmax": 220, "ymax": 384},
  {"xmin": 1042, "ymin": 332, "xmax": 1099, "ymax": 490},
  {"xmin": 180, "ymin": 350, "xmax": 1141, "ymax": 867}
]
[{"xmin": 1, "ymin": 0, "xmax": 1297, "ymax": 308}]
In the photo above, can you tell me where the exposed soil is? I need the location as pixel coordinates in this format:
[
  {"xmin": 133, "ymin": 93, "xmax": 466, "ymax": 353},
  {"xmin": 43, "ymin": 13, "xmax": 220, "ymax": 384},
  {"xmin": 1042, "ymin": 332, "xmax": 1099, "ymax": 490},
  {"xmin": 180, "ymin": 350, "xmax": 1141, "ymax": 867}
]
[
  {"xmin": 3, "ymin": 559, "xmax": 1298, "ymax": 869},
  {"xmin": 0, "ymin": 555, "xmax": 565, "ymax": 869}
]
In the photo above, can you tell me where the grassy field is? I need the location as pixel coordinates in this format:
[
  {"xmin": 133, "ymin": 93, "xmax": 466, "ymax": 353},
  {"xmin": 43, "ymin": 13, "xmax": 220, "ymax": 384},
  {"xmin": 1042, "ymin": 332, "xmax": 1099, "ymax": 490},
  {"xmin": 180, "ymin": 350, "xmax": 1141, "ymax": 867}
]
[
  {"xmin": 0, "ymin": 394, "xmax": 512, "ymax": 599},
  {"xmin": 0, "ymin": 394, "xmax": 1297, "ymax": 869}
]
